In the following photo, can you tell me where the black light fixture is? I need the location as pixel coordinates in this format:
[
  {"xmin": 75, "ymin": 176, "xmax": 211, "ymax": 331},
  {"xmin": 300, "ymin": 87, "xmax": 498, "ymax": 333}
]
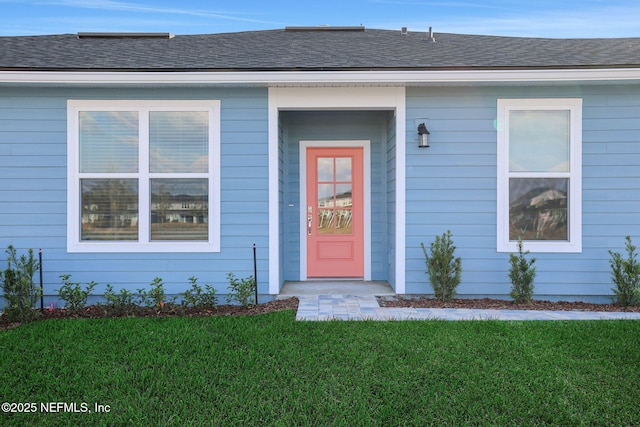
[{"xmin": 417, "ymin": 122, "xmax": 430, "ymax": 148}]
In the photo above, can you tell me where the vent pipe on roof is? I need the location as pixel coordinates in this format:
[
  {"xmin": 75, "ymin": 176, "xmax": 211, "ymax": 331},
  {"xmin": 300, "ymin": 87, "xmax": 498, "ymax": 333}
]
[
  {"xmin": 285, "ymin": 26, "xmax": 365, "ymax": 32},
  {"xmin": 77, "ymin": 32, "xmax": 174, "ymax": 39},
  {"xmin": 428, "ymin": 27, "xmax": 436, "ymax": 42},
  {"xmin": 401, "ymin": 27, "xmax": 408, "ymax": 35}
]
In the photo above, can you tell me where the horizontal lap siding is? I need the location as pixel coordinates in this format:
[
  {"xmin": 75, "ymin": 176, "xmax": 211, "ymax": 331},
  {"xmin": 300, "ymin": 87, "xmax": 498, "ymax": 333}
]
[
  {"xmin": 0, "ymin": 87, "xmax": 270, "ymax": 300},
  {"xmin": 405, "ymin": 85, "xmax": 640, "ymax": 300}
]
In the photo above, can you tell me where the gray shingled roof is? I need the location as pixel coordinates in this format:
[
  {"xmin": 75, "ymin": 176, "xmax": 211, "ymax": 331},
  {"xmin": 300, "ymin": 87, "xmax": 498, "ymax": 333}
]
[{"xmin": 1, "ymin": 28, "xmax": 640, "ymax": 71}]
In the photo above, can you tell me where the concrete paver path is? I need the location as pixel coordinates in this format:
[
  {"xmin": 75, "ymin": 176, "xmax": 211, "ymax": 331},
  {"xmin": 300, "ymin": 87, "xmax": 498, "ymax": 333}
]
[{"xmin": 296, "ymin": 295, "xmax": 640, "ymax": 321}]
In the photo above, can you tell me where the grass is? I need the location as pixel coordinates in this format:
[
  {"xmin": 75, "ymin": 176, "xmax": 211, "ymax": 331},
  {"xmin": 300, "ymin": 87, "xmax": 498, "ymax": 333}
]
[{"xmin": 1, "ymin": 312, "xmax": 639, "ymax": 426}]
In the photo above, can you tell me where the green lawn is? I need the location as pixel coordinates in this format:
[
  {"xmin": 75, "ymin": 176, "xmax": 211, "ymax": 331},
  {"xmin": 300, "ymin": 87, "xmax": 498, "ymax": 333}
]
[{"xmin": 1, "ymin": 312, "xmax": 639, "ymax": 426}]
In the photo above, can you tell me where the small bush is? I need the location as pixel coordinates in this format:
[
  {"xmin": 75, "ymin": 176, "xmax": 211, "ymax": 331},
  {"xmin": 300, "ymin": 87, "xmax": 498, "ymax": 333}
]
[
  {"xmin": 609, "ymin": 236, "xmax": 640, "ymax": 307},
  {"xmin": 421, "ymin": 230, "xmax": 462, "ymax": 302},
  {"xmin": 226, "ymin": 273, "xmax": 256, "ymax": 308},
  {"xmin": 508, "ymin": 239, "xmax": 536, "ymax": 304},
  {"xmin": 181, "ymin": 276, "xmax": 218, "ymax": 308},
  {"xmin": 0, "ymin": 246, "xmax": 40, "ymax": 323},
  {"xmin": 137, "ymin": 277, "xmax": 174, "ymax": 309},
  {"xmin": 102, "ymin": 284, "xmax": 137, "ymax": 316},
  {"xmin": 56, "ymin": 274, "xmax": 97, "ymax": 314}
]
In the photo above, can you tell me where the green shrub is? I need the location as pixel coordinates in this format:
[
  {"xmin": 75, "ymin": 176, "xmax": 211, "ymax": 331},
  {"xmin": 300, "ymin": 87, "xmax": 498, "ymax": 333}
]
[
  {"xmin": 609, "ymin": 236, "xmax": 640, "ymax": 307},
  {"xmin": 102, "ymin": 284, "xmax": 137, "ymax": 316},
  {"xmin": 56, "ymin": 274, "xmax": 97, "ymax": 314},
  {"xmin": 508, "ymin": 239, "xmax": 536, "ymax": 304},
  {"xmin": 0, "ymin": 246, "xmax": 40, "ymax": 323},
  {"xmin": 181, "ymin": 276, "xmax": 218, "ymax": 308},
  {"xmin": 137, "ymin": 277, "xmax": 174, "ymax": 309},
  {"xmin": 421, "ymin": 230, "xmax": 462, "ymax": 302},
  {"xmin": 226, "ymin": 273, "xmax": 256, "ymax": 308}
]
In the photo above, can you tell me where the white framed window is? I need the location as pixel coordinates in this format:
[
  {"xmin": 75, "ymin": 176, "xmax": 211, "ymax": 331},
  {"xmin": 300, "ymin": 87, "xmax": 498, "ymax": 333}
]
[
  {"xmin": 67, "ymin": 100, "xmax": 220, "ymax": 252},
  {"xmin": 497, "ymin": 98, "xmax": 582, "ymax": 253}
]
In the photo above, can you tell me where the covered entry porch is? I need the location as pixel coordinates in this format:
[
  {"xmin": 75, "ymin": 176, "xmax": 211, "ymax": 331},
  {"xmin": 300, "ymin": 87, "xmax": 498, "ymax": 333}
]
[{"xmin": 267, "ymin": 87, "xmax": 407, "ymax": 295}]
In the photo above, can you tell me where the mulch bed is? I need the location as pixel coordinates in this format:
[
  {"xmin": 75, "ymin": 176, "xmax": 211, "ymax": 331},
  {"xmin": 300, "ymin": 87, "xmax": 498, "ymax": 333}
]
[
  {"xmin": 377, "ymin": 296, "xmax": 640, "ymax": 312},
  {"xmin": 3, "ymin": 296, "xmax": 639, "ymax": 330},
  {"xmin": 0, "ymin": 297, "xmax": 300, "ymax": 330}
]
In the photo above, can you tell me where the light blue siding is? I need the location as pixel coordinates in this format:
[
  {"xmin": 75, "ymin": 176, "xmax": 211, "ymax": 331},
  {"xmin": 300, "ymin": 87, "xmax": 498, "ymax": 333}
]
[
  {"xmin": 405, "ymin": 84, "xmax": 640, "ymax": 301},
  {"xmin": 3, "ymin": 81, "xmax": 639, "ymax": 304},
  {"xmin": 0, "ymin": 86, "xmax": 270, "ymax": 303}
]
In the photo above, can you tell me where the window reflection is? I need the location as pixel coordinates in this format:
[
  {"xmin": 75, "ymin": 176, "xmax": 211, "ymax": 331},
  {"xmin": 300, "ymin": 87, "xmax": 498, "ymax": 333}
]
[
  {"xmin": 316, "ymin": 156, "xmax": 354, "ymax": 235},
  {"xmin": 151, "ymin": 179, "xmax": 208, "ymax": 241},
  {"xmin": 509, "ymin": 178, "xmax": 568, "ymax": 241},
  {"xmin": 81, "ymin": 179, "xmax": 139, "ymax": 240}
]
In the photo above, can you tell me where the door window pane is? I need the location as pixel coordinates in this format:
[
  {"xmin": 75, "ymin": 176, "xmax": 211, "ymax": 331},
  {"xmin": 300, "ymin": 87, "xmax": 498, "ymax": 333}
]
[
  {"xmin": 317, "ymin": 158, "xmax": 333, "ymax": 182},
  {"xmin": 509, "ymin": 178, "xmax": 568, "ymax": 241},
  {"xmin": 509, "ymin": 110, "xmax": 570, "ymax": 172},
  {"xmin": 151, "ymin": 179, "xmax": 208, "ymax": 241},
  {"xmin": 335, "ymin": 157, "xmax": 352, "ymax": 181},
  {"xmin": 318, "ymin": 184, "xmax": 334, "ymax": 207},
  {"xmin": 335, "ymin": 210, "xmax": 353, "ymax": 234},
  {"xmin": 79, "ymin": 111, "xmax": 138, "ymax": 173},
  {"xmin": 317, "ymin": 210, "xmax": 334, "ymax": 234},
  {"xmin": 81, "ymin": 179, "xmax": 138, "ymax": 240},
  {"xmin": 150, "ymin": 111, "xmax": 209, "ymax": 173},
  {"xmin": 336, "ymin": 184, "xmax": 352, "ymax": 208}
]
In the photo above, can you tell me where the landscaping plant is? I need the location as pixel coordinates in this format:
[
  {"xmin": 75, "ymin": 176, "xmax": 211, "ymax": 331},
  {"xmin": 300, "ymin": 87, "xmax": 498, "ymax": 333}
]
[
  {"xmin": 609, "ymin": 235, "xmax": 640, "ymax": 306},
  {"xmin": 226, "ymin": 272, "xmax": 256, "ymax": 307},
  {"xmin": 56, "ymin": 274, "xmax": 97, "ymax": 314},
  {"xmin": 508, "ymin": 239, "xmax": 536, "ymax": 304},
  {"xmin": 0, "ymin": 245, "xmax": 40, "ymax": 323},
  {"xmin": 421, "ymin": 230, "xmax": 462, "ymax": 301},
  {"xmin": 137, "ymin": 277, "xmax": 175, "ymax": 309},
  {"xmin": 101, "ymin": 284, "xmax": 137, "ymax": 316},
  {"xmin": 181, "ymin": 276, "xmax": 218, "ymax": 308}
]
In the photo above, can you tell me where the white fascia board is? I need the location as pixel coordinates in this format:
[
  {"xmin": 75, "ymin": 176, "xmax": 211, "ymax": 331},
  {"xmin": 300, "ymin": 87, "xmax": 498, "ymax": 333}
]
[{"xmin": 2, "ymin": 68, "xmax": 640, "ymax": 85}]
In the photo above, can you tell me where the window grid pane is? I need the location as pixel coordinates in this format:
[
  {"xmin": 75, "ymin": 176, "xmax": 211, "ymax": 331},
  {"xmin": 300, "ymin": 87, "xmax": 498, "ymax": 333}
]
[
  {"xmin": 79, "ymin": 111, "xmax": 139, "ymax": 173},
  {"xmin": 509, "ymin": 178, "xmax": 568, "ymax": 241},
  {"xmin": 149, "ymin": 111, "xmax": 209, "ymax": 173},
  {"xmin": 509, "ymin": 110, "xmax": 570, "ymax": 173},
  {"xmin": 81, "ymin": 179, "xmax": 139, "ymax": 241},
  {"xmin": 150, "ymin": 179, "xmax": 208, "ymax": 241}
]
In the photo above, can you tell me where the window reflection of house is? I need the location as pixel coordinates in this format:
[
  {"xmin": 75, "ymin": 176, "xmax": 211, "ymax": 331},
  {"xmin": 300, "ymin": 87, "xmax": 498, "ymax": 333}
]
[
  {"xmin": 318, "ymin": 191, "xmax": 352, "ymax": 208},
  {"xmin": 510, "ymin": 187, "xmax": 567, "ymax": 241},
  {"xmin": 151, "ymin": 195, "xmax": 208, "ymax": 225}
]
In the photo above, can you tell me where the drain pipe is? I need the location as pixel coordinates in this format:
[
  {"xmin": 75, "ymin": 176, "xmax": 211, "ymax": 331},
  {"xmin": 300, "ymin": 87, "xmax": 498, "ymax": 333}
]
[{"xmin": 253, "ymin": 244, "xmax": 258, "ymax": 305}]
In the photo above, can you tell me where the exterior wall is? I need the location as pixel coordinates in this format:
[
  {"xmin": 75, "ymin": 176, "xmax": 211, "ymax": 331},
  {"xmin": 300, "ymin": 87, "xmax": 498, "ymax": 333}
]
[
  {"xmin": 279, "ymin": 110, "xmax": 393, "ymax": 282},
  {"xmin": 405, "ymin": 84, "xmax": 640, "ymax": 301},
  {"xmin": 0, "ymin": 86, "xmax": 270, "ymax": 303}
]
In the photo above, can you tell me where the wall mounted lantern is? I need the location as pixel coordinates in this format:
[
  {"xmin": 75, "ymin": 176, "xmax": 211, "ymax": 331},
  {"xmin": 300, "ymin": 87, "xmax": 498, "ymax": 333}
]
[{"xmin": 417, "ymin": 122, "xmax": 430, "ymax": 148}]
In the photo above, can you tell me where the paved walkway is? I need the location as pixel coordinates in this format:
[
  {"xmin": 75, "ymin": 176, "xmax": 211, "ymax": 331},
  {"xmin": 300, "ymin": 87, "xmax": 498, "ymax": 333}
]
[{"xmin": 295, "ymin": 295, "xmax": 640, "ymax": 321}]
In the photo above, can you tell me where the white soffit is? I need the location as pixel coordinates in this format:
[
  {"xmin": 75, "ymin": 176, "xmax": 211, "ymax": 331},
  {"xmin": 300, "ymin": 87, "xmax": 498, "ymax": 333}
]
[{"xmin": 2, "ymin": 69, "xmax": 640, "ymax": 86}]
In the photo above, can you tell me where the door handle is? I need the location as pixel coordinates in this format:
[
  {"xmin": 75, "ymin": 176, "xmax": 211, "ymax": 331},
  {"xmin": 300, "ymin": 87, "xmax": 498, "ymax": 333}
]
[{"xmin": 307, "ymin": 215, "xmax": 312, "ymax": 235}]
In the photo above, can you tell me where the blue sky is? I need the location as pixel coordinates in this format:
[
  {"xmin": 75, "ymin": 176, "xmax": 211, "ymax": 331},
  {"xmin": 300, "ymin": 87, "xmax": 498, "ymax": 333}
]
[{"xmin": 1, "ymin": 0, "xmax": 639, "ymax": 38}]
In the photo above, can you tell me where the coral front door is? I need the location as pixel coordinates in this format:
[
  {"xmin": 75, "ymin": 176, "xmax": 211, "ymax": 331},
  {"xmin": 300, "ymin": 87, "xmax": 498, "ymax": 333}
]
[{"xmin": 306, "ymin": 147, "xmax": 364, "ymax": 278}]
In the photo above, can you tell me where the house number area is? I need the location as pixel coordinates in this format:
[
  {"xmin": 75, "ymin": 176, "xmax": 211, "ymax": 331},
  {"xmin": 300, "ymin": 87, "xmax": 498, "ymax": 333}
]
[{"xmin": 1, "ymin": 401, "xmax": 111, "ymax": 414}]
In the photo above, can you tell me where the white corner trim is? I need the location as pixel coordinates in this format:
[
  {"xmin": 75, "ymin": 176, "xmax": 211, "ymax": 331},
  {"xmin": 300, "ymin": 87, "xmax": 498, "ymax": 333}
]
[
  {"xmin": 394, "ymin": 87, "xmax": 407, "ymax": 294},
  {"xmin": 268, "ymin": 89, "xmax": 281, "ymax": 294}
]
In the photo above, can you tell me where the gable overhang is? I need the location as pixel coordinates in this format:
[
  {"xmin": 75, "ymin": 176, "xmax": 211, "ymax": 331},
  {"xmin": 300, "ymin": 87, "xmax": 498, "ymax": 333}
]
[{"xmin": 2, "ymin": 68, "xmax": 640, "ymax": 87}]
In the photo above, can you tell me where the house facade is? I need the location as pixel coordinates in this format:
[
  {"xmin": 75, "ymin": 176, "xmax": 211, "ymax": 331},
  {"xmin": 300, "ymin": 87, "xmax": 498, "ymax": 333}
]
[{"xmin": 1, "ymin": 27, "xmax": 640, "ymax": 302}]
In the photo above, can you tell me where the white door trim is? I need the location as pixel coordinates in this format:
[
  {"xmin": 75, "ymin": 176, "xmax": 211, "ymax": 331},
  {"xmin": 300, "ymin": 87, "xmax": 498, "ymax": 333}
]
[
  {"xmin": 299, "ymin": 141, "xmax": 371, "ymax": 281},
  {"xmin": 268, "ymin": 86, "xmax": 406, "ymax": 294}
]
